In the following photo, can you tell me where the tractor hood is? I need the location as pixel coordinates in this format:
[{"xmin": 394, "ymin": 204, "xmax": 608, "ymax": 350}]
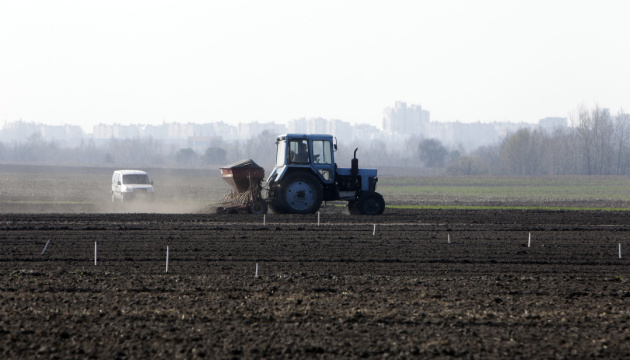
[{"xmin": 337, "ymin": 167, "xmax": 378, "ymax": 191}]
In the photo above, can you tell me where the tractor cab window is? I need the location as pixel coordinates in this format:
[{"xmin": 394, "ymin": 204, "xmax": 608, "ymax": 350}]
[
  {"xmin": 289, "ymin": 139, "xmax": 310, "ymax": 164},
  {"xmin": 276, "ymin": 139, "xmax": 286, "ymax": 167},
  {"xmin": 312, "ymin": 140, "xmax": 332, "ymax": 164}
]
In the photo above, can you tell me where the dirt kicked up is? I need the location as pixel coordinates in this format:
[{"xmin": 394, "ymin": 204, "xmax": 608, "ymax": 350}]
[{"xmin": 1, "ymin": 208, "xmax": 630, "ymax": 359}]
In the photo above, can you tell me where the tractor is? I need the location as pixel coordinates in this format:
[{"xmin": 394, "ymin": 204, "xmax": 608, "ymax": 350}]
[
  {"xmin": 266, "ymin": 134, "xmax": 385, "ymax": 215},
  {"xmin": 217, "ymin": 133, "xmax": 385, "ymax": 215}
]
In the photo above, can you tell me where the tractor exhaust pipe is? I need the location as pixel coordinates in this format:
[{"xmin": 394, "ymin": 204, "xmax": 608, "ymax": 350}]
[{"xmin": 351, "ymin": 148, "xmax": 359, "ymax": 176}]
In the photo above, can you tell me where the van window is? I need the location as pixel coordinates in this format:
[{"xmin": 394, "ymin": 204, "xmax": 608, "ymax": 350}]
[{"xmin": 123, "ymin": 174, "xmax": 151, "ymax": 185}]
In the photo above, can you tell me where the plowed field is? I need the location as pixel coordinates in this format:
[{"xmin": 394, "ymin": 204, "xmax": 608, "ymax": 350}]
[{"xmin": 2, "ymin": 208, "xmax": 630, "ymax": 359}]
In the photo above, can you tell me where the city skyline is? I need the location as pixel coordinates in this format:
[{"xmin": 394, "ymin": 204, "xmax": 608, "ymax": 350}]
[
  {"xmin": 2, "ymin": 101, "xmax": 564, "ymax": 155},
  {"xmin": 1, "ymin": 1, "xmax": 628, "ymax": 133}
]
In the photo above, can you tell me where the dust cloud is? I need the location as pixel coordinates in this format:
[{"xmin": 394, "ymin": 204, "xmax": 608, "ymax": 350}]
[{"xmin": 0, "ymin": 165, "xmax": 230, "ymax": 214}]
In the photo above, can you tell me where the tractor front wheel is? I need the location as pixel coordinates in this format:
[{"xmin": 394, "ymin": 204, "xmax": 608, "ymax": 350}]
[
  {"xmin": 357, "ymin": 191, "xmax": 385, "ymax": 215},
  {"xmin": 276, "ymin": 172, "xmax": 323, "ymax": 214}
]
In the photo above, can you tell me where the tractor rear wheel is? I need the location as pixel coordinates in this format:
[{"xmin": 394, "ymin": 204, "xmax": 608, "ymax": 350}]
[
  {"xmin": 276, "ymin": 172, "xmax": 323, "ymax": 214},
  {"xmin": 357, "ymin": 191, "xmax": 385, "ymax": 215}
]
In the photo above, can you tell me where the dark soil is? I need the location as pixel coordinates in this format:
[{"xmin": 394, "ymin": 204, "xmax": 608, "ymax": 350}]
[{"xmin": 1, "ymin": 208, "xmax": 630, "ymax": 359}]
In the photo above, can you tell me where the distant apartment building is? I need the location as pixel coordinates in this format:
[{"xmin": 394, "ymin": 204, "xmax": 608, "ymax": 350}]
[
  {"xmin": 427, "ymin": 122, "xmax": 501, "ymax": 151},
  {"xmin": 238, "ymin": 121, "xmax": 287, "ymax": 139},
  {"xmin": 287, "ymin": 117, "xmax": 375, "ymax": 142},
  {"xmin": 327, "ymin": 119, "xmax": 353, "ymax": 140},
  {"xmin": 538, "ymin": 117, "xmax": 567, "ymax": 134},
  {"xmin": 288, "ymin": 117, "xmax": 328, "ymax": 134},
  {"xmin": 382, "ymin": 101, "xmax": 430, "ymax": 136},
  {"xmin": 93, "ymin": 123, "xmax": 141, "ymax": 139},
  {"xmin": 0, "ymin": 120, "xmax": 84, "ymax": 145}
]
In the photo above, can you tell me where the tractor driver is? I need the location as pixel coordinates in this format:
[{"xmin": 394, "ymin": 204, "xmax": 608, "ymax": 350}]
[{"xmin": 290, "ymin": 141, "xmax": 310, "ymax": 164}]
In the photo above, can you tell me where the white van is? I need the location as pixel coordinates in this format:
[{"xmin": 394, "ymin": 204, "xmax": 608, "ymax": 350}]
[{"xmin": 111, "ymin": 170, "xmax": 155, "ymax": 202}]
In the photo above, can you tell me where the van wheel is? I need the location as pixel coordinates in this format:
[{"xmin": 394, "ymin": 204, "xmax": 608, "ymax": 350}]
[{"xmin": 112, "ymin": 193, "xmax": 116, "ymax": 203}]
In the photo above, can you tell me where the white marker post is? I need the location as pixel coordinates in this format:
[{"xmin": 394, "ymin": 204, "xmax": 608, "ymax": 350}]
[
  {"xmin": 318, "ymin": 211, "xmax": 320, "ymax": 226},
  {"xmin": 263, "ymin": 214, "xmax": 266, "ymax": 226},
  {"xmin": 373, "ymin": 224, "xmax": 376, "ymax": 236},
  {"xmin": 255, "ymin": 263, "xmax": 259, "ymax": 278},
  {"xmin": 94, "ymin": 242, "xmax": 97, "ymax": 266},
  {"xmin": 528, "ymin": 233, "xmax": 531, "ymax": 248},
  {"xmin": 41, "ymin": 240, "xmax": 50, "ymax": 255},
  {"xmin": 619, "ymin": 243, "xmax": 622, "ymax": 259},
  {"xmin": 448, "ymin": 234, "xmax": 451, "ymax": 244},
  {"xmin": 166, "ymin": 246, "xmax": 170, "ymax": 273}
]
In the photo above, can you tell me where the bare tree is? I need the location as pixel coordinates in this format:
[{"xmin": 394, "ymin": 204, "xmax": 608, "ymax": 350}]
[
  {"xmin": 473, "ymin": 144, "xmax": 501, "ymax": 175},
  {"xmin": 541, "ymin": 127, "xmax": 579, "ymax": 175},
  {"xmin": 613, "ymin": 110, "xmax": 630, "ymax": 174},
  {"xmin": 591, "ymin": 106, "xmax": 614, "ymax": 174},
  {"xmin": 573, "ymin": 104, "xmax": 615, "ymax": 174},
  {"xmin": 500, "ymin": 128, "xmax": 546, "ymax": 175}
]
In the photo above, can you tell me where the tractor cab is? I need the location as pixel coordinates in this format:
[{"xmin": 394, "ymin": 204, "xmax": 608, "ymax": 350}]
[{"xmin": 268, "ymin": 134, "xmax": 337, "ymax": 186}]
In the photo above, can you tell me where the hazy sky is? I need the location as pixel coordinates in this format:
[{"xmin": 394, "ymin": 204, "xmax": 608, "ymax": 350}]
[{"xmin": 1, "ymin": 1, "xmax": 628, "ymax": 133}]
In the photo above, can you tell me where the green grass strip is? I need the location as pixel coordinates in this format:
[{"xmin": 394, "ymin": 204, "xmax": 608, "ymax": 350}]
[{"xmin": 388, "ymin": 204, "xmax": 630, "ymax": 211}]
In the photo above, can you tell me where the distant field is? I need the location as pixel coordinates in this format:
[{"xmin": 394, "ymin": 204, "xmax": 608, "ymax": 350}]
[
  {"xmin": 1, "ymin": 164, "xmax": 630, "ymax": 211},
  {"xmin": 378, "ymin": 175, "xmax": 630, "ymax": 209}
]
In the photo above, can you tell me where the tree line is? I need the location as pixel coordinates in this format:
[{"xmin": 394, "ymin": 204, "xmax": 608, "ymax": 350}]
[
  {"xmin": 446, "ymin": 105, "xmax": 630, "ymax": 175},
  {"xmin": 0, "ymin": 131, "xmax": 277, "ymax": 168}
]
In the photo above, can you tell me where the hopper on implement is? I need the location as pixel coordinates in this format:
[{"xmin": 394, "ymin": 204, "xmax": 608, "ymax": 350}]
[{"xmin": 216, "ymin": 159, "xmax": 267, "ymax": 214}]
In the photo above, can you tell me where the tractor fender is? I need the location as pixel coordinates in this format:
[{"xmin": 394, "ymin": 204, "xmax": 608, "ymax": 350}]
[
  {"xmin": 266, "ymin": 166, "xmax": 288, "ymax": 184},
  {"xmin": 270, "ymin": 166, "xmax": 327, "ymax": 187},
  {"xmin": 268, "ymin": 165, "xmax": 321, "ymax": 185}
]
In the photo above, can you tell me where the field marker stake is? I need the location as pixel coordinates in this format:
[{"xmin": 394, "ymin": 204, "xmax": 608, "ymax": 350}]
[
  {"xmin": 373, "ymin": 224, "xmax": 376, "ymax": 236},
  {"xmin": 619, "ymin": 244, "xmax": 622, "ymax": 259},
  {"xmin": 166, "ymin": 246, "xmax": 169, "ymax": 273},
  {"xmin": 255, "ymin": 263, "xmax": 259, "ymax": 278},
  {"xmin": 94, "ymin": 242, "xmax": 97, "ymax": 266},
  {"xmin": 448, "ymin": 234, "xmax": 451, "ymax": 244},
  {"xmin": 263, "ymin": 214, "xmax": 266, "ymax": 226},
  {"xmin": 528, "ymin": 233, "xmax": 531, "ymax": 248},
  {"xmin": 318, "ymin": 211, "xmax": 320, "ymax": 226},
  {"xmin": 41, "ymin": 240, "xmax": 50, "ymax": 255}
]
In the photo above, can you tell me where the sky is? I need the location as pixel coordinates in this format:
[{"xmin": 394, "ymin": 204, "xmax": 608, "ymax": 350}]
[{"xmin": 1, "ymin": 0, "xmax": 629, "ymax": 133}]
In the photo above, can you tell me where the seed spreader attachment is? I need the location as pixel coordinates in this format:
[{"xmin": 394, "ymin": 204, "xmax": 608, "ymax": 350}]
[{"xmin": 217, "ymin": 159, "xmax": 267, "ymax": 214}]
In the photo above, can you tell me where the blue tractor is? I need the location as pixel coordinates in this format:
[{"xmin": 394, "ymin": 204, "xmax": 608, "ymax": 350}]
[{"xmin": 265, "ymin": 134, "xmax": 385, "ymax": 215}]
